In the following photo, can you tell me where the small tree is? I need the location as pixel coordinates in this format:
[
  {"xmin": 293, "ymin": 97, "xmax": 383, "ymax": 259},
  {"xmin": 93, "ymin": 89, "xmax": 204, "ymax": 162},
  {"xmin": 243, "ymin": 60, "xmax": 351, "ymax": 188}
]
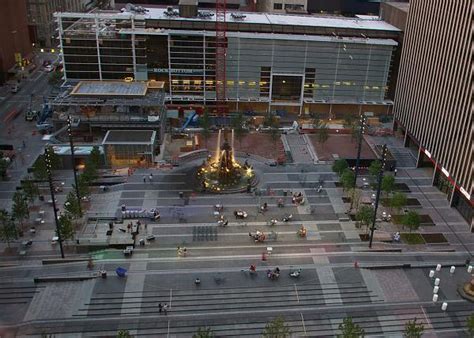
[
  {"xmin": 89, "ymin": 146, "xmax": 102, "ymax": 169},
  {"xmin": 57, "ymin": 214, "xmax": 75, "ymax": 242},
  {"xmin": 199, "ymin": 110, "xmax": 212, "ymax": 148},
  {"xmin": 0, "ymin": 209, "xmax": 17, "ymax": 248},
  {"xmin": 75, "ymin": 174, "xmax": 90, "ymax": 199},
  {"xmin": 340, "ymin": 169, "xmax": 355, "ymax": 192},
  {"xmin": 467, "ymin": 313, "xmax": 474, "ymax": 337},
  {"xmin": 390, "ymin": 192, "xmax": 407, "ymax": 214},
  {"xmin": 338, "ymin": 317, "xmax": 365, "ymax": 338},
  {"xmin": 381, "ymin": 175, "xmax": 395, "ymax": 197},
  {"xmin": 231, "ymin": 111, "xmax": 247, "ymax": 147},
  {"xmin": 12, "ymin": 192, "xmax": 29, "ymax": 229},
  {"xmin": 32, "ymin": 156, "xmax": 48, "ymax": 181},
  {"xmin": 0, "ymin": 158, "xmax": 8, "ymax": 180},
  {"xmin": 193, "ymin": 327, "xmax": 214, "ymax": 338},
  {"xmin": 403, "ymin": 211, "xmax": 420, "ymax": 232},
  {"xmin": 262, "ymin": 316, "xmax": 291, "ymax": 338},
  {"xmin": 333, "ymin": 159, "xmax": 349, "ymax": 176},
  {"xmin": 116, "ymin": 330, "xmax": 132, "ymax": 338},
  {"xmin": 64, "ymin": 191, "xmax": 82, "ymax": 219},
  {"xmin": 368, "ymin": 160, "xmax": 382, "ymax": 186},
  {"xmin": 349, "ymin": 188, "xmax": 361, "ymax": 212},
  {"xmin": 356, "ymin": 205, "xmax": 374, "ymax": 233},
  {"xmin": 21, "ymin": 179, "xmax": 40, "ymax": 204},
  {"xmin": 318, "ymin": 123, "xmax": 329, "ymax": 144},
  {"xmin": 403, "ymin": 318, "xmax": 424, "ymax": 338}
]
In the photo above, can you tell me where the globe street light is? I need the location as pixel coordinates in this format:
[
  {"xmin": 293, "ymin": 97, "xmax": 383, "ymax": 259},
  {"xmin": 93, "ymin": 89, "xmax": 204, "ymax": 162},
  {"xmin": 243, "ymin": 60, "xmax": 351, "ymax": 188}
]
[
  {"xmin": 369, "ymin": 144, "xmax": 388, "ymax": 249},
  {"xmin": 67, "ymin": 116, "xmax": 82, "ymax": 217},
  {"xmin": 353, "ymin": 114, "xmax": 367, "ymax": 188}
]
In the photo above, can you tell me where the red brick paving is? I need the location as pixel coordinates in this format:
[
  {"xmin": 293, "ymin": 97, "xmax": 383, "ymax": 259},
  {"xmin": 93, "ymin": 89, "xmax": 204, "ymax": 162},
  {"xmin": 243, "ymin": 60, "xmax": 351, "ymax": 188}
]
[
  {"xmin": 308, "ymin": 134, "xmax": 376, "ymax": 161},
  {"xmin": 198, "ymin": 132, "xmax": 283, "ymax": 160}
]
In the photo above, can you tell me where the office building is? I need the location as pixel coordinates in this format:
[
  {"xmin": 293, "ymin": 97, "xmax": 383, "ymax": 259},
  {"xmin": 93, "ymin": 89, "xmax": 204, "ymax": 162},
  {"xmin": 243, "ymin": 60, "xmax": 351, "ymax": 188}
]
[
  {"xmin": 0, "ymin": 0, "xmax": 32, "ymax": 84},
  {"xmin": 27, "ymin": 0, "xmax": 115, "ymax": 48},
  {"xmin": 393, "ymin": 0, "xmax": 472, "ymax": 225},
  {"xmin": 55, "ymin": 5, "xmax": 400, "ymax": 117}
]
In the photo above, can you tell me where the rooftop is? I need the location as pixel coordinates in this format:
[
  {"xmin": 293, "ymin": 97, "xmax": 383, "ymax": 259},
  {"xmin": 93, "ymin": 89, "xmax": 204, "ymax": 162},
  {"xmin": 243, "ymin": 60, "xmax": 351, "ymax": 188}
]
[
  {"xmin": 383, "ymin": 2, "xmax": 410, "ymax": 13},
  {"xmin": 56, "ymin": 8, "xmax": 400, "ymax": 33},
  {"xmin": 71, "ymin": 81, "xmax": 148, "ymax": 97},
  {"xmin": 102, "ymin": 130, "xmax": 156, "ymax": 144}
]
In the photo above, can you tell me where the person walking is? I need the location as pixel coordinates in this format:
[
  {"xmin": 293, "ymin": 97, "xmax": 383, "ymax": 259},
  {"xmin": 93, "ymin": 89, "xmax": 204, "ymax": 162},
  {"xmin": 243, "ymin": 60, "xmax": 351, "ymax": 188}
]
[
  {"xmin": 143, "ymin": 176, "xmax": 147, "ymax": 183},
  {"xmin": 163, "ymin": 303, "xmax": 168, "ymax": 315},
  {"xmin": 158, "ymin": 303, "xmax": 162, "ymax": 314},
  {"xmin": 149, "ymin": 173, "xmax": 153, "ymax": 182}
]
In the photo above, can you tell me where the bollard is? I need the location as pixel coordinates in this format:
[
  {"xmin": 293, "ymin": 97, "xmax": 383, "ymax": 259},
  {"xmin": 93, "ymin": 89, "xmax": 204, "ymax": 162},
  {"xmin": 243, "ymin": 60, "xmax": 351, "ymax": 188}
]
[
  {"xmin": 436, "ymin": 264, "xmax": 442, "ymax": 271},
  {"xmin": 429, "ymin": 270, "xmax": 435, "ymax": 278},
  {"xmin": 432, "ymin": 294, "xmax": 438, "ymax": 302},
  {"xmin": 450, "ymin": 266, "xmax": 455, "ymax": 274},
  {"xmin": 433, "ymin": 286, "xmax": 439, "ymax": 294},
  {"xmin": 468, "ymin": 265, "xmax": 473, "ymax": 273},
  {"xmin": 441, "ymin": 302, "xmax": 448, "ymax": 311},
  {"xmin": 434, "ymin": 278, "xmax": 440, "ymax": 286}
]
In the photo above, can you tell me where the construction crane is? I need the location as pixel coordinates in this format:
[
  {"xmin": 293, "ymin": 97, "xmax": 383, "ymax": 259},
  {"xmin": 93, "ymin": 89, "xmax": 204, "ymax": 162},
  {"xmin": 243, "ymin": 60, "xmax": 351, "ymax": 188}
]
[{"xmin": 215, "ymin": 0, "xmax": 227, "ymax": 116}]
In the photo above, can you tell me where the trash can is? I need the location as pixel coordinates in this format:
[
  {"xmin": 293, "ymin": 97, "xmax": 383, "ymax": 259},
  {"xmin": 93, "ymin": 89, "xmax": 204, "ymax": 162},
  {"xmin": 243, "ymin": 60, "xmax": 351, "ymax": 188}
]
[
  {"xmin": 101, "ymin": 270, "xmax": 107, "ymax": 278},
  {"xmin": 283, "ymin": 190, "xmax": 288, "ymax": 196},
  {"xmin": 179, "ymin": 191, "xmax": 184, "ymax": 198},
  {"xmin": 139, "ymin": 238, "xmax": 145, "ymax": 246}
]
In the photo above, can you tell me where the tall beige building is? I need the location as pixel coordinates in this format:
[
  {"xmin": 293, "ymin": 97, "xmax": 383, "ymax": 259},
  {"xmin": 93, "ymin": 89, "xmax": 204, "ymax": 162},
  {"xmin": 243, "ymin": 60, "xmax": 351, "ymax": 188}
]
[
  {"xmin": 27, "ymin": 0, "xmax": 114, "ymax": 47},
  {"xmin": 393, "ymin": 0, "xmax": 473, "ymax": 226}
]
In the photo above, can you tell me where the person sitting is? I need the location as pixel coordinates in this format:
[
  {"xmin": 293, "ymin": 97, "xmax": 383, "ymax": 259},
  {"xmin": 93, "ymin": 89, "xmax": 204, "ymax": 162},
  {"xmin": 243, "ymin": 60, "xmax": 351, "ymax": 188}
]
[
  {"xmin": 250, "ymin": 264, "xmax": 256, "ymax": 272},
  {"xmin": 274, "ymin": 267, "xmax": 280, "ymax": 275},
  {"xmin": 298, "ymin": 226, "xmax": 307, "ymax": 237}
]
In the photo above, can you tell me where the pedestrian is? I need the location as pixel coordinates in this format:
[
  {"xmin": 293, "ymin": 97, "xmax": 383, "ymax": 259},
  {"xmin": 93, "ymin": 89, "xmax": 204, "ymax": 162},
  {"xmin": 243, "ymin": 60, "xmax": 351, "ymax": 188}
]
[
  {"xmin": 163, "ymin": 303, "xmax": 168, "ymax": 315},
  {"xmin": 149, "ymin": 173, "xmax": 153, "ymax": 182},
  {"xmin": 143, "ymin": 176, "xmax": 146, "ymax": 183},
  {"xmin": 394, "ymin": 168, "xmax": 398, "ymax": 177},
  {"xmin": 158, "ymin": 303, "xmax": 162, "ymax": 314},
  {"xmin": 22, "ymin": 140, "xmax": 26, "ymax": 148}
]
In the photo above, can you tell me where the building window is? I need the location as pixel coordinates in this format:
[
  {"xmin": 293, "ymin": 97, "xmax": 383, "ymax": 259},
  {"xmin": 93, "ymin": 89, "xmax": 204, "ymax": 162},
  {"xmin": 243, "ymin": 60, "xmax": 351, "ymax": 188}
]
[{"xmin": 273, "ymin": 3, "xmax": 283, "ymax": 10}]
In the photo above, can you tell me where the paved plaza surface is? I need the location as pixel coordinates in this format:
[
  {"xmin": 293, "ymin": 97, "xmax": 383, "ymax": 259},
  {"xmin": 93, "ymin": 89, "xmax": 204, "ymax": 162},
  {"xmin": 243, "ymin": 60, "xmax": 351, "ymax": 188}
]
[{"xmin": 0, "ymin": 142, "xmax": 473, "ymax": 337}]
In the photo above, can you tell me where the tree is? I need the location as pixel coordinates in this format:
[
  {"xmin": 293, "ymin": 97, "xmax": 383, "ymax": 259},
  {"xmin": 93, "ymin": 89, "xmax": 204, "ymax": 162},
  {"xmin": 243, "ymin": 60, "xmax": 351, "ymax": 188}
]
[
  {"xmin": 116, "ymin": 330, "xmax": 132, "ymax": 338},
  {"xmin": 21, "ymin": 179, "xmax": 40, "ymax": 204},
  {"xmin": 310, "ymin": 113, "xmax": 322, "ymax": 130},
  {"xmin": 32, "ymin": 155, "xmax": 48, "ymax": 181},
  {"xmin": 349, "ymin": 188, "xmax": 361, "ymax": 212},
  {"xmin": 57, "ymin": 214, "xmax": 75, "ymax": 242},
  {"xmin": 403, "ymin": 211, "xmax": 420, "ymax": 232},
  {"xmin": 64, "ymin": 191, "xmax": 82, "ymax": 219},
  {"xmin": 12, "ymin": 192, "xmax": 29, "ymax": 229},
  {"xmin": 340, "ymin": 169, "xmax": 355, "ymax": 192},
  {"xmin": 381, "ymin": 175, "xmax": 395, "ymax": 197},
  {"xmin": 262, "ymin": 316, "xmax": 291, "ymax": 338},
  {"xmin": 368, "ymin": 160, "xmax": 382, "ymax": 186},
  {"xmin": 74, "ymin": 174, "xmax": 90, "ymax": 199},
  {"xmin": 338, "ymin": 317, "xmax": 365, "ymax": 338},
  {"xmin": 318, "ymin": 123, "xmax": 329, "ymax": 144},
  {"xmin": 231, "ymin": 111, "xmax": 247, "ymax": 147},
  {"xmin": 89, "ymin": 146, "xmax": 102, "ymax": 169},
  {"xmin": 332, "ymin": 159, "xmax": 349, "ymax": 176},
  {"xmin": 356, "ymin": 205, "xmax": 374, "ymax": 233},
  {"xmin": 0, "ymin": 209, "xmax": 17, "ymax": 248},
  {"xmin": 193, "ymin": 327, "xmax": 214, "ymax": 338},
  {"xmin": 403, "ymin": 318, "xmax": 424, "ymax": 338},
  {"xmin": 390, "ymin": 192, "xmax": 407, "ymax": 214},
  {"xmin": 199, "ymin": 110, "xmax": 211, "ymax": 148},
  {"xmin": 0, "ymin": 158, "xmax": 8, "ymax": 180},
  {"xmin": 467, "ymin": 313, "xmax": 474, "ymax": 337}
]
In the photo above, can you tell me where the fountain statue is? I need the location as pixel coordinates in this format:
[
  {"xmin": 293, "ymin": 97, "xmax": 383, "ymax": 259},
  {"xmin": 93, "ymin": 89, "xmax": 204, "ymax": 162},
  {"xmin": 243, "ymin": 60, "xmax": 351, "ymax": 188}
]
[{"xmin": 197, "ymin": 129, "xmax": 255, "ymax": 193}]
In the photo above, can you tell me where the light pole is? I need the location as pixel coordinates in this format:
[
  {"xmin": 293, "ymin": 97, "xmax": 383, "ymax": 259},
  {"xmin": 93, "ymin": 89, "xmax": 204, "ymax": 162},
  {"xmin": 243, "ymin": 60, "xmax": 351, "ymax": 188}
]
[
  {"xmin": 67, "ymin": 116, "xmax": 82, "ymax": 217},
  {"xmin": 368, "ymin": 144, "xmax": 388, "ymax": 249},
  {"xmin": 45, "ymin": 147, "xmax": 65, "ymax": 258},
  {"xmin": 353, "ymin": 114, "xmax": 367, "ymax": 188}
]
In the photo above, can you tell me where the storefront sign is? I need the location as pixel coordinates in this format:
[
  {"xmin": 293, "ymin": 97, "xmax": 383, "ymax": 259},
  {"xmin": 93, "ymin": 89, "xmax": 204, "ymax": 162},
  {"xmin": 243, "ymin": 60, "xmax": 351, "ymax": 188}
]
[
  {"xmin": 151, "ymin": 68, "xmax": 203, "ymax": 75},
  {"xmin": 424, "ymin": 149, "xmax": 431, "ymax": 158},
  {"xmin": 441, "ymin": 167, "xmax": 449, "ymax": 177},
  {"xmin": 459, "ymin": 187, "xmax": 470, "ymax": 200}
]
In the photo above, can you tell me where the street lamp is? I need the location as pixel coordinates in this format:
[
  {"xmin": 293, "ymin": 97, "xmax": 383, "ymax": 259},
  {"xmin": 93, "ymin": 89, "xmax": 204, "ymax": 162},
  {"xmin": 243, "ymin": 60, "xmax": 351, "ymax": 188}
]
[
  {"xmin": 67, "ymin": 115, "xmax": 82, "ymax": 217},
  {"xmin": 368, "ymin": 144, "xmax": 388, "ymax": 249},
  {"xmin": 45, "ymin": 147, "xmax": 65, "ymax": 258},
  {"xmin": 353, "ymin": 114, "xmax": 367, "ymax": 188}
]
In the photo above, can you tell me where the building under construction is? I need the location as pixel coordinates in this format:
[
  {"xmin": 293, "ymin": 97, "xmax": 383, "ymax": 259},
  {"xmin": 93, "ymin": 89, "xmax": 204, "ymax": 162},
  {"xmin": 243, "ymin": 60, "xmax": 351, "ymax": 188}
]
[{"xmin": 55, "ymin": 3, "xmax": 400, "ymax": 117}]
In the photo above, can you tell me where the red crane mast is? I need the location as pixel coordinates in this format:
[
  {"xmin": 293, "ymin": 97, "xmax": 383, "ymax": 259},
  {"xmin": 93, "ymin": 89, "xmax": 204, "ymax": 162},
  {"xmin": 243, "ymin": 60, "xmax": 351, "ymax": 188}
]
[{"xmin": 215, "ymin": 0, "xmax": 227, "ymax": 115}]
